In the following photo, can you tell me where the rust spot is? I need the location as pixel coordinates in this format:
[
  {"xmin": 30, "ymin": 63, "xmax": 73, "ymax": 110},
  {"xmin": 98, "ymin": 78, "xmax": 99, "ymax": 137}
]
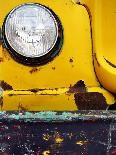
[
  {"xmin": 104, "ymin": 58, "xmax": 116, "ymax": 68},
  {"xmin": 0, "ymin": 81, "xmax": 13, "ymax": 91},
  {"xmin": 52, "ymin": 67, "xmax": 56, "ymax": 70},
  {"xmin": 0, "ymin": 57, "xmax": 3, "ymax": 62},
  {"xmin": 29, "ymin": 88, "xmax": 46, "ymax": 93},
  {"xmin": 29, "ymin": 67, "xmax": 38, "ymax": 74},
  {"xmin": 94, "ymin": 53, "xmax": 100, "ymax": 67},
  {"xmin": 69, "ymin": 58, "xmax": 73, "ymax": 63},
  {"xmin": 18, "ymin": 103, "xmax": 28, "ymax": 111},
  {"xmin": 8, "ymin": 94, "xmax": 14, "ymax": 97},
  {"xmin": 74, "ymin": 92, "xmax": 108, "ymax": 110},
  {"xmin": 30, "ymin": 89, "xmax": 39, "ymax": 93},
  {"xmin": 72, "ymin": 65, "xmax": 74, "ymax": 68},
  {"xmin": 68, "ymin": 80, "xmax": 87, "ymax": 93}
]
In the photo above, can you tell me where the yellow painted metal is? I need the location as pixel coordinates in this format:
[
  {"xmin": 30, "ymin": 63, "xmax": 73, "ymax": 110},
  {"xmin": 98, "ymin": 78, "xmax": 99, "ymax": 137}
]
[
  {"xmin": 80, "ymin": 0, "xmax": 116, "ymax": 93},
  {"xmin": 2, "ymin": 87, "xmax": 115, "ymax": 111},
  {"xmin": 0, "ymin": 0, "xmax": 115, "ymax": 110}
]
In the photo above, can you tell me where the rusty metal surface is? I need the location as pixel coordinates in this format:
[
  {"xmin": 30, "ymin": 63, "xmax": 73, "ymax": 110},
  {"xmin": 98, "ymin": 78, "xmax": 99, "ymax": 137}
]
[
  {"xmin": 0, "ymin": 111, "xmax": 116, "ymax": 154},
  {"xmin": 1, "ymin": 80, "xmax": 115, "ymax": 111}
]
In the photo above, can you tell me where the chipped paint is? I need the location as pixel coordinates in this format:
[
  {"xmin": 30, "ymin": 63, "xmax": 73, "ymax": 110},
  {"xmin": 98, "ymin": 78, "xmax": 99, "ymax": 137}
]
[
  {"xmin": 68, "ymin": 80, "xmax": 87, "ymax": 93},
  {"xmin": 52, "ymin": 67, "xmax": 56, "ymax": 70},
  {"xmin": 0, "ymin": 81, "xmax": 13, "ymax": 91},
  {"xmin": 43, "ymin": 133, "xmax": 50, "ymax": 141},
  {"xmin": 69, "ymin": 58, "xmax": 73, "ymax": 63},
  {"xmin": 76, "ymin": 140, "xmax": 88, "ymax": 146},
  {"xmin": 29, "ymin": 67, "xmax": 38, "ymax": 74},
  {"xmin": 75, "ymin": 92, "xmax": 108, "ymax": 110},
  {"xmin": 0, "ymin": 111, "xmax": 115, "ymax": 154},
  {"xmin": 54, "ymin": 133, "xmax": 64, "ymax": 144},
  {"xmin": 43, "ymin": 150, "xmax": 50, "ymax": 155}
]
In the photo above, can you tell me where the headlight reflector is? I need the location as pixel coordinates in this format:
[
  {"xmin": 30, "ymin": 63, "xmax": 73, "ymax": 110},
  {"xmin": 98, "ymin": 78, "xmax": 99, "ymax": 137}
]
[{"xmin": 3, "ymin": 3, "xmax": 63, "ymax": 65}]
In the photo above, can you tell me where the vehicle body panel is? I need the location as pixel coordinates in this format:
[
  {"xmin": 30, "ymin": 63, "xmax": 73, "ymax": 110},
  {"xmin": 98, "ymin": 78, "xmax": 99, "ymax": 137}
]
[{"xmin": 0, "ymin": 0, "xmax": 115, "ymax": 110}]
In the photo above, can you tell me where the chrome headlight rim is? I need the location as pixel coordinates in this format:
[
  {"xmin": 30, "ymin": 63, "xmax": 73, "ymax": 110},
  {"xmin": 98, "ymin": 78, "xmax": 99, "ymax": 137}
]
[{"xmin": 2, "ymin": 3, "xmax": 63, "ymax": 66}]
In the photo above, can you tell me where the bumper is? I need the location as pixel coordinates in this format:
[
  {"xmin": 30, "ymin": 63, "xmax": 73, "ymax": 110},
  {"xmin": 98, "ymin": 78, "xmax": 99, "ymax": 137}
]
[{"xmin": 0, "ymin": 86, "xmax": 115, "ymax": 111}]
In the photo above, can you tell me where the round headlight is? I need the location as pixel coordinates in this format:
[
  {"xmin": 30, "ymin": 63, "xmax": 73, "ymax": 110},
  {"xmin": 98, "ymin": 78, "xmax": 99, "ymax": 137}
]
[{"xmin": 3, "ymin": 3, "xmax": 63, "ymax": 65}]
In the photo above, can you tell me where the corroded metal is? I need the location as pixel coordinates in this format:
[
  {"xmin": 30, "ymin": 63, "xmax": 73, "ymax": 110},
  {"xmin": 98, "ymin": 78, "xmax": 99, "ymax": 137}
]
[
  {"xmin": 0, "ymin": 111, "xmax": 116, "ymax": 122},
  {"xmin": 0, "ymin": 111, "xmax": 115, "ymax": 154}
]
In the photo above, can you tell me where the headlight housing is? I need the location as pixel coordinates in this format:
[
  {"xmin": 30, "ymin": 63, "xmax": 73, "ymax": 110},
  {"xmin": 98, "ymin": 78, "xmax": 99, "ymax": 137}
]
[{"xmin": 2, "ymin": 3, "xmax": 63, "ymax": 66}]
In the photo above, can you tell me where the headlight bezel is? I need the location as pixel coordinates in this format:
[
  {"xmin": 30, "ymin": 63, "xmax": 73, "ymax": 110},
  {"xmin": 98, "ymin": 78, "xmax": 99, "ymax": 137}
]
[{"xmin": 2, "ymin": 3, "xmax": 63, "ymax": 66}]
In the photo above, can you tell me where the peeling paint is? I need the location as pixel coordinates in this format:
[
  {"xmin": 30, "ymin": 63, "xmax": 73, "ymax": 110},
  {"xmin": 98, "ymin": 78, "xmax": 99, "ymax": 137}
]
[
  {"xmin": 0, "ymin": 111, "xmax": 115, "ymax": 154},
  {"xmin": 68, "ymin": 80, "xmax": 87, "ymax": 93},
  {"xmin": 76, "ymin": 140, "xmax": 88, "ymax": 146},
  {"xmin": 0, "ymin": 81, "xmax": 13, "ymax": 91},
  {"xmin": 75, "ymin": 92, "xmax": 108, "ymax": 110}
]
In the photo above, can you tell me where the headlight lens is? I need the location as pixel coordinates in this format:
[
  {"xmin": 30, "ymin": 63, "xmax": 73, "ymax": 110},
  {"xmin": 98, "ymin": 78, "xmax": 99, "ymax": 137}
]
[{"xmin": 3, "ymin": 3, "xmax": 63, "ymax": 65}]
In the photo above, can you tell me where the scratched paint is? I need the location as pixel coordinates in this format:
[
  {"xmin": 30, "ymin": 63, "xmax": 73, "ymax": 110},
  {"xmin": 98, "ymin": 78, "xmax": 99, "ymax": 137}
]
[{"xmin": 0, "ymin": 112, "xmax": 115, "ymax": 154}]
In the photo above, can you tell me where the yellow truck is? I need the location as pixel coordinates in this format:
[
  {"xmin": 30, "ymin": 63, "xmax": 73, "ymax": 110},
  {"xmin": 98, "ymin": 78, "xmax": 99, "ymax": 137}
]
[{"xmin": 0, "ymin": 0, "xmax": 116, "ymax": 110}]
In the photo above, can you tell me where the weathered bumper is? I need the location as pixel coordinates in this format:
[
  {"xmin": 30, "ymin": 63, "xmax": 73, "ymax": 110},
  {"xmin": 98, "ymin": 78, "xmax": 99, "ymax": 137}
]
[
  {"xmin": 0, "ymin": 85, "xmax": 115, "ymax": 110},
  {"xmin": 0, "ymin": 111, "xmax": 116, "ymax": 154}
]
